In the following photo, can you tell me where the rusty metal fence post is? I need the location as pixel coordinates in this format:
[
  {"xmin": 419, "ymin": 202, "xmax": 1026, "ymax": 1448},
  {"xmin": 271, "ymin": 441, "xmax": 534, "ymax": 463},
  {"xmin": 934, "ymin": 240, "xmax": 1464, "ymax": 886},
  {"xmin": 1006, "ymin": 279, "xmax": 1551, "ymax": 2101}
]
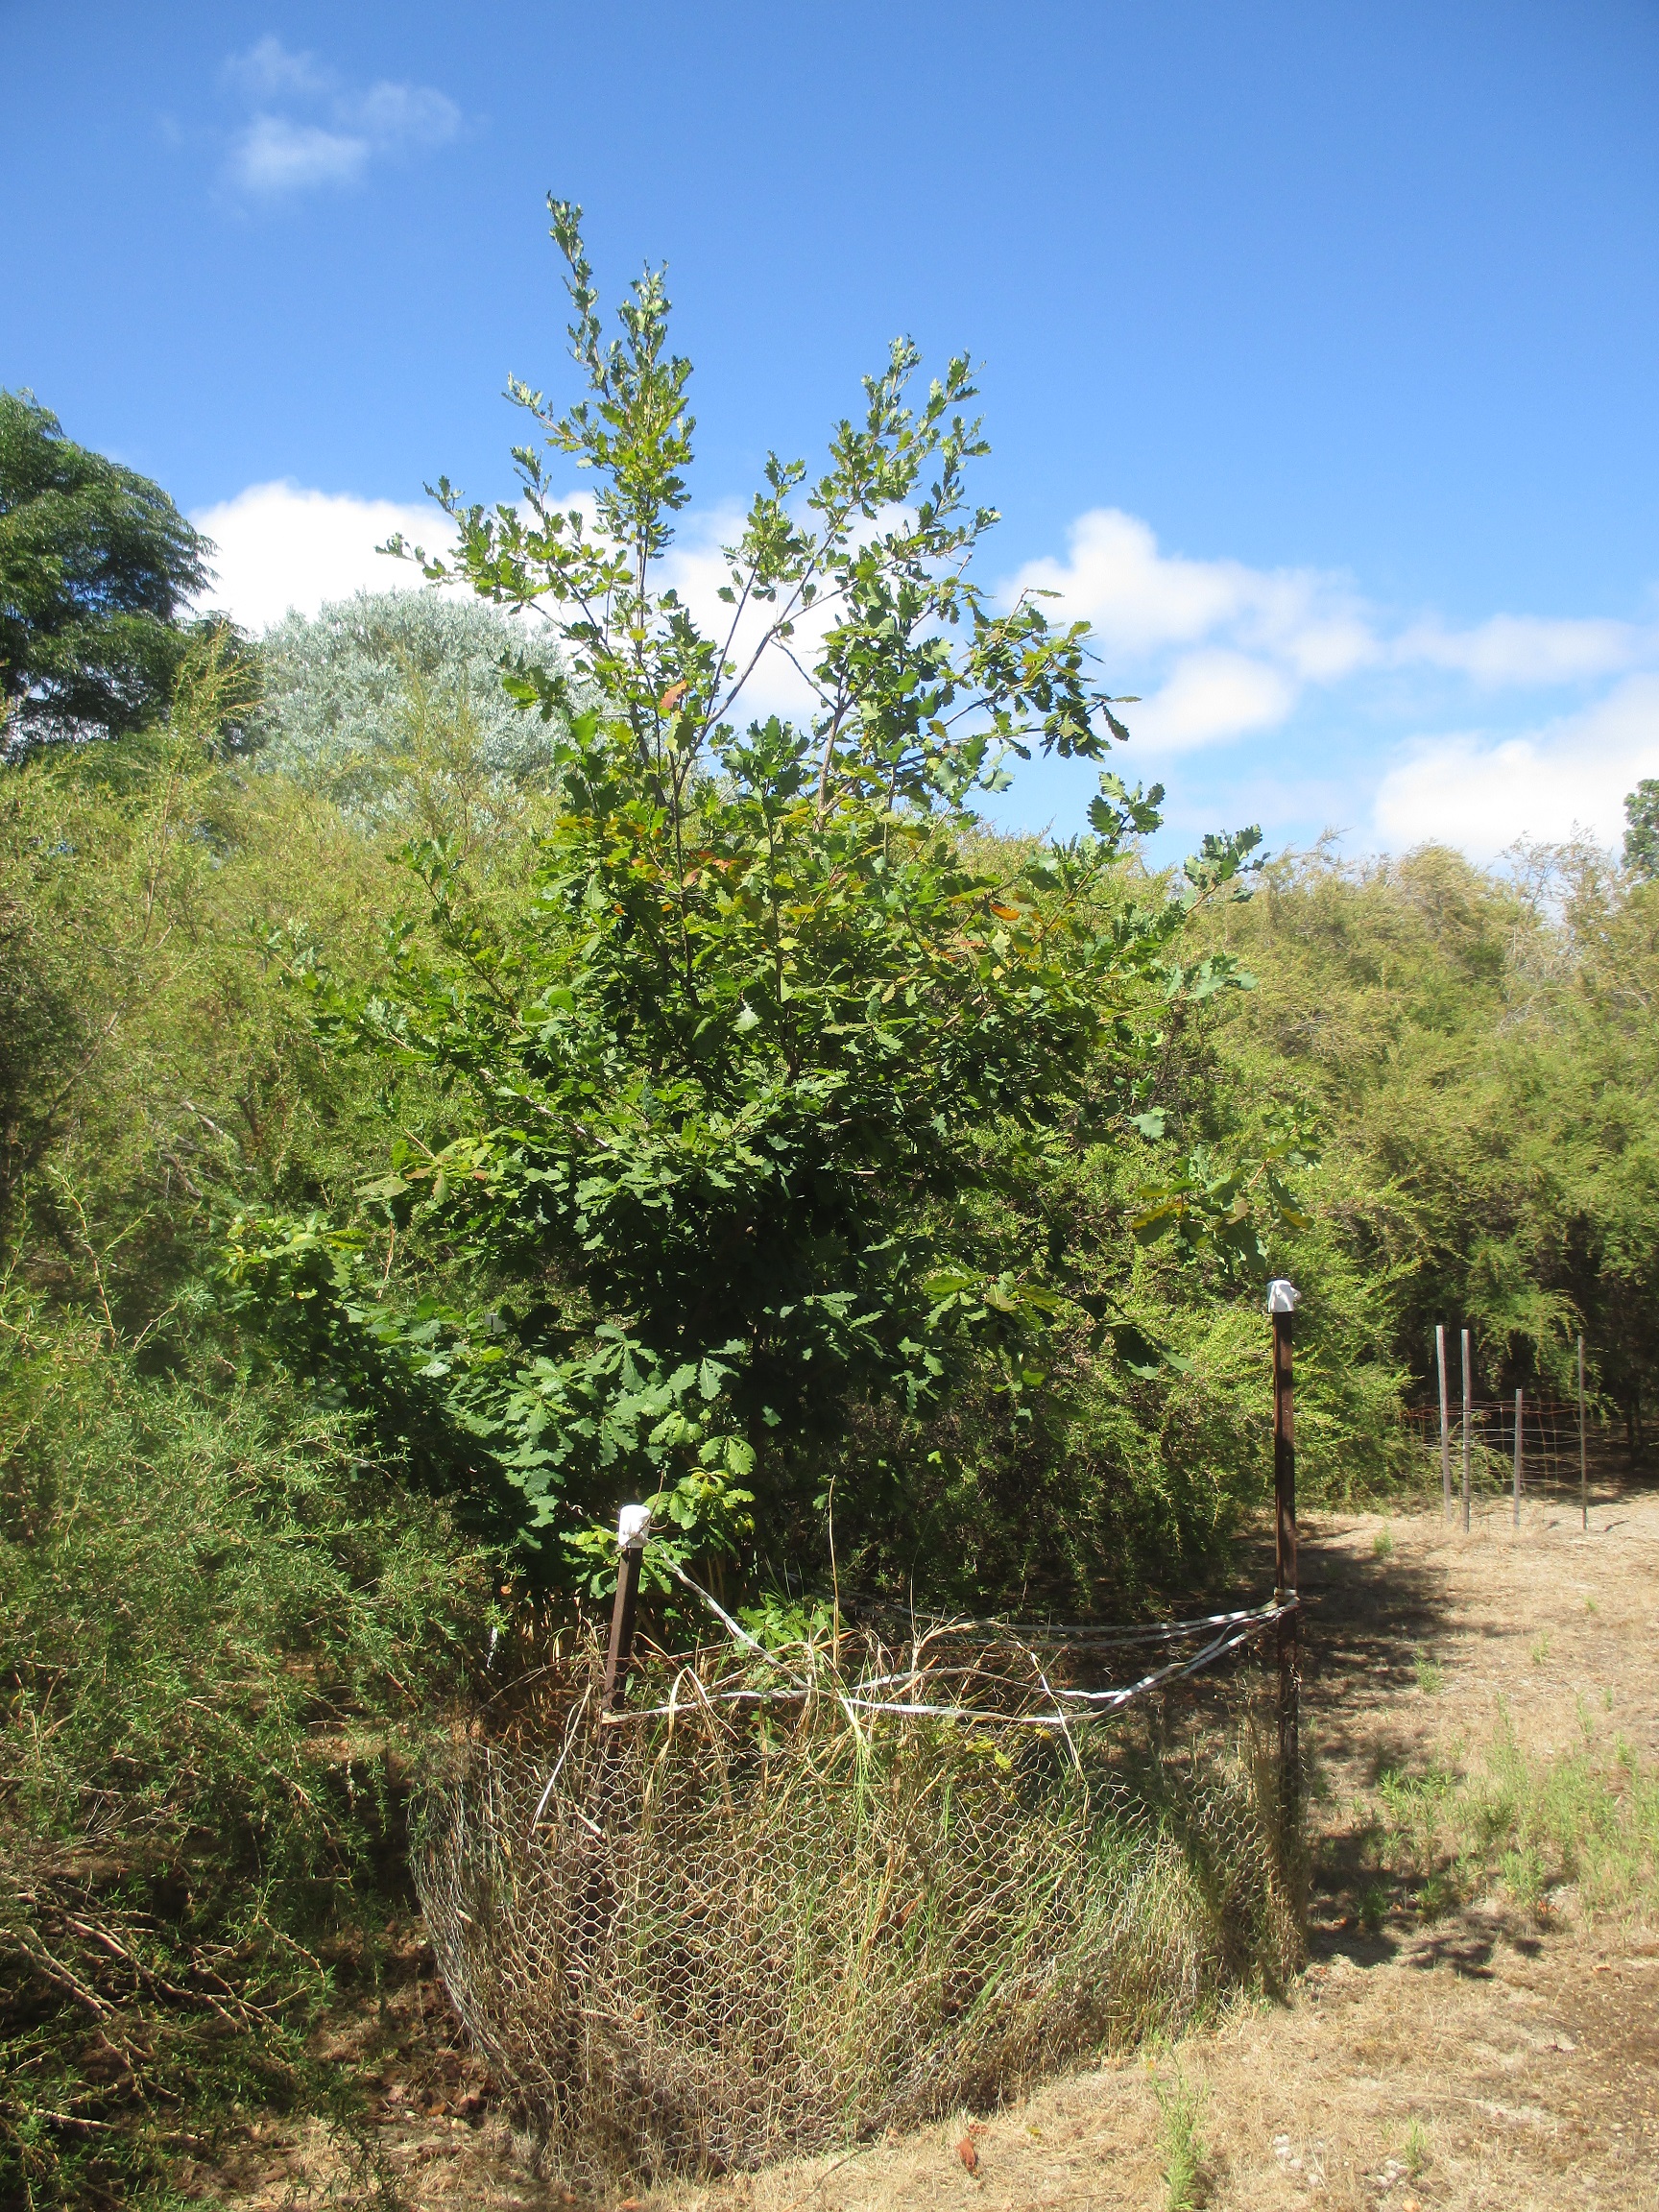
[{"xmin": 1267, "ymin": 1277, "xmax": 1300, "ymax": 1840}]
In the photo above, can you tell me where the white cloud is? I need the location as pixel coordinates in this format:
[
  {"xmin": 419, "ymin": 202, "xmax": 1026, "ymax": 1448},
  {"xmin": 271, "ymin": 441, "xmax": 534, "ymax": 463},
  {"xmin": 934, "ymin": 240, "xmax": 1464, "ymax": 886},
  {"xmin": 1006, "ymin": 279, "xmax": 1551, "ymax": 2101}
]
[
  {"xmin": 1014, "ymin": 509, "xmax": 1256, "ymax": 652},
  {"xmin": 652, "ymin": 507, "xmax": 828, "ymax": 726},
  {"xmin": 1010, "ymin": 507, "xmax": 1374, "ymax": 672},
  {"xmin": 1004, "ymin": 510, "xmax": 1376, "ymax": 757},
  {"xmin": 352, "ymin": 81, "xmax": 462, "ymax": 149},
  {"xmin": 223, "ymin": 35, "xmax": 333, "ymax": 102},
  {"xmin": 1373, "ymin": 673, "xmax": 1659, "ymax": 858},
  {"xmin": 190, "ymin": 481, "xmax": 459, "ymax": 633},
  {"xmin": 231, "ymin": 117, "xmax": 369, "ymax": 196},
  {"xmin": 1393, "ymin": 613, "xmax": 1642, "ymax": 686},
  {"xmin": 187, "ymin": 483, "xmax": 819, "ymax": 705},
  {"xmin": 1004, "ymin": 506, "xmax": 1659, "ymax": 763},
  {"xmin": 1130, "ymin": 651, "xmax": 1297, "ymax": 753},
  {"xmin": 186, "ymin": 478, "xmax": 1659, "ymax": 866},
  {"xmin": 221, "ymin": 36, "xmax": 460, "ymax": 198}
]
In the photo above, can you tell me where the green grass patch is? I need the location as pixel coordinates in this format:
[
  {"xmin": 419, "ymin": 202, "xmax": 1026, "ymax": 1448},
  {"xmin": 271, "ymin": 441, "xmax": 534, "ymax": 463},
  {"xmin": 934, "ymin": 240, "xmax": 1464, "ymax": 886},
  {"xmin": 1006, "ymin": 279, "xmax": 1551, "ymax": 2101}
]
[{"xmin": 1371, "ymin": 1710, "xmax": 1659, "ymax": 1925}]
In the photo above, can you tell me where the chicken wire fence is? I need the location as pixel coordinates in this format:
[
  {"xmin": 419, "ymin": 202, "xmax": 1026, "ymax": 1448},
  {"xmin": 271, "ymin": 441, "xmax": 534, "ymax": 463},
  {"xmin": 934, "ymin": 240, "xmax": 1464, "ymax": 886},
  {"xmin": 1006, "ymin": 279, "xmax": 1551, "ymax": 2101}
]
[{"xmin": 414, "ymin": 1589, "xmax": 1304, "ymax": 2191}]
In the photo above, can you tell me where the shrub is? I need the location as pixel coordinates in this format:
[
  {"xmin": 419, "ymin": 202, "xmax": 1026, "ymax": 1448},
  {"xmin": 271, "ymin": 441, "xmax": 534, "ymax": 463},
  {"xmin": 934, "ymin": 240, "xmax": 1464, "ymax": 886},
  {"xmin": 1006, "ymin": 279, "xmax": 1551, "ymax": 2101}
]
[
  {"xmin": 0, "ymin": 1312, "xmax": 491, "ymax": 2208},
  {"xmin": 251, "ymin": 588, "xmax": 569, "ymax": 837}
]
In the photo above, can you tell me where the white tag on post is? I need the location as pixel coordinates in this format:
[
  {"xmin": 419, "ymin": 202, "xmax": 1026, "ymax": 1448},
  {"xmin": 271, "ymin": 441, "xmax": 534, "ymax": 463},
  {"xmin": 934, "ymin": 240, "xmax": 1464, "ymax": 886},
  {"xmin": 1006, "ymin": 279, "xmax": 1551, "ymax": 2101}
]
[
  {"xmin": 1266, "ymin": 1279, "xmax": 1300, "ymax": 1314},
  {"xmin": 617, "ymin": 1503, "xmax": 652, "ymax": 1547}
]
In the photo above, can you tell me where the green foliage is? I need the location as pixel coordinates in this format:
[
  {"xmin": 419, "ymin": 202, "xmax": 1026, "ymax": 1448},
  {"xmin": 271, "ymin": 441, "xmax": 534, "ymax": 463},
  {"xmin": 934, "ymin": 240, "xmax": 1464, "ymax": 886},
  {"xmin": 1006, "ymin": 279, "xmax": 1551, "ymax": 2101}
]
[
  {"xmin": 1192, "ymin": 840, "xmax": 1659, "ymax": 1446},
  {"xmin": 0, "ymin": 632, "xmax": 413, "ymax": 1253},
  {"xmin": 264, "ymin": 201, "xmax": 1269, "ymax": 1584},
  {"xmin": 1155, "ymin": 2066, "xmax": 1209, "ymax": 2210},
  {"xmin": 252, "ymin": 588, "xmax": 569, "ymax": 836},
  {"xmin": 0, "ymin": 390, "xmax": 213, "ymax": 745},
  {"xmin": 1624, "ymin": 778, "xmax": 1659, "ymax": 878},
  {"xmin": 1370, "ymin": 1711, "xmax": 1659, "ymax": 1926},
  {"xmin": 0, "ymin": 639, "xmax": 498, "ymax": 2204},
  {"xmin": 1404, "ymin": 2117, "xmax": 1430, "ymax": 2178},
  {"xmin": 0, "ymin": 1308, "xmax": 489, "ymax": 2208}
]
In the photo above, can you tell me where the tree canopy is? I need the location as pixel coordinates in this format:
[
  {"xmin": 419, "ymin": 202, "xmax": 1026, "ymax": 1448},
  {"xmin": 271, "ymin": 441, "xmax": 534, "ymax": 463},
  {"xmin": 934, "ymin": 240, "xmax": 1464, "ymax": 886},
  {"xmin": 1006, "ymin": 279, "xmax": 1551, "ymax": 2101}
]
[
  {"xmin": 1623, "ymin": 778, "xmax": 1659, "ymax": 879},
  {"xmin": 252, "ymin": 588, "xmax": 568, "ymax": 834},
  {"xmin": 0, "ymin": 387, "xmax": 210, "ymax": 743},
  {"xmin": 243, "ymin": 200, "xmax": 1272, "ymax": 1584}
]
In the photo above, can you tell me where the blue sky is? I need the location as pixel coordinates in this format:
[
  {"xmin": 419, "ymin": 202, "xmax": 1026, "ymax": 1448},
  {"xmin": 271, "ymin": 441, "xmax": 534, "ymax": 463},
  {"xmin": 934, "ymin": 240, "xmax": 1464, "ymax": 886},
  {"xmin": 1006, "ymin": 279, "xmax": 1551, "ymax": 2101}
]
[{"xmin": 5, "ymin": 1, "xmax": 1658, "ymax": 863}]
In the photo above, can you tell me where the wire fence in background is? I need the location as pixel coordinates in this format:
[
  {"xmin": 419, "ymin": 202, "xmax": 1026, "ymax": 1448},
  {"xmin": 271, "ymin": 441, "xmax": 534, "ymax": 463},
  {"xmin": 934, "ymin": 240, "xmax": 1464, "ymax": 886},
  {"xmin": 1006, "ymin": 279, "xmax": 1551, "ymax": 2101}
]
[
  {"xmin": 1414, "ymin": 1324, "xmax": 1610, "ymax": 1531},
  {"xmin": 1398, "ymin": 1398, "xmax": 1619, "ymax": 1522}
]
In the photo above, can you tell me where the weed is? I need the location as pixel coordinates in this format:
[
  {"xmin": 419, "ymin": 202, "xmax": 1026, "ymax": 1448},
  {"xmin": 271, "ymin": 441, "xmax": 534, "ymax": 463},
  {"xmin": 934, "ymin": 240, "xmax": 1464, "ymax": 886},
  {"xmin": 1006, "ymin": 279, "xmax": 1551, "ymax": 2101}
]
[
  {"xmin": 1586, "ymin": 1598, "xmax": 1599, "ymax": 1615},
  {"xmin": 1357, "ymin": 1880, "xmax": 1390, "ymax": 1936},
  {"xmin": 1379, "ymin": 1760, "xmax": 1456, "ymax": 1866},
  {"xmin": 1155, "ymin": 2069, "xmax": 1207, "ymax": 2211},
  {"xmin": 1415, "ymin": 1868, "xmax": 1457, "ymax": 1921},
  {"xmin": 1500, "ymin": 1841, "xmax": 1549, "ymax": 1916},
  {"xmin": 1405, "ymin": 2116, "xmax": 1430, "ymax": 2176},
  {"xmin": 1372, "ymin": 1526, "xmax": 1395, "ymax": 1560},
  {"xmin": 1413, "ymin": 1653, "xmax": 1443, "ymax": 1695},
  {"xmin": 1530, "ymin": 1631, "xmax": 1551, "ymax": 1664}
]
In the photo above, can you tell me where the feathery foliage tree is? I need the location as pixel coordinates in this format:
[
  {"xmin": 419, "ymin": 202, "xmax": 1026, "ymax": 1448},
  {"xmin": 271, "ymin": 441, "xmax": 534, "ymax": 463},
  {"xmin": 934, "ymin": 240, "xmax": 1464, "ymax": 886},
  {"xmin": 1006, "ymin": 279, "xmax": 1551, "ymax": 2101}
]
[
  {"xmin": 1623, "ymin": 778, "xmax": 1659, "ymax": 879},
  {"xmin": 1196, "ymin": 838, "xmax": 1659, "ymax": 1451}
]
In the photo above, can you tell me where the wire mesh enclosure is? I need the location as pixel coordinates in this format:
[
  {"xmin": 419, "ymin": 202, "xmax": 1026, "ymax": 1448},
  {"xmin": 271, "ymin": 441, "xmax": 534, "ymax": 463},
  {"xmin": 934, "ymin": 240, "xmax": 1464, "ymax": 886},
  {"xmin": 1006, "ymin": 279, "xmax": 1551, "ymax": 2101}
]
[
  {"xmin": 414, "ymin": 1623, "xmax": 1303, "ymax": 2190},
  {"xmin": 1402, "ymin": 1400, "xmax": 1608, "ymax": 1515}
]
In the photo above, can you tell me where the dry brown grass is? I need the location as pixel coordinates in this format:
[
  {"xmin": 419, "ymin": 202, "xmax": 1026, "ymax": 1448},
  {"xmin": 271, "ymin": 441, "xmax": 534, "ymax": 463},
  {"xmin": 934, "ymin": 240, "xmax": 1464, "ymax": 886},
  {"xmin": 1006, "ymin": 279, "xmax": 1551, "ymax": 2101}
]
[
  {"xmin": 410, "ymin": 1625, "xmax": 1297, "ymax": 2191},
  {"xmin": 629, "ymin": 1484, "xmax": 1659, "ymax": 2212},
  {"xmin": 209, "ymin": 1479, "xmax": 1659, "ymax": 2210}
]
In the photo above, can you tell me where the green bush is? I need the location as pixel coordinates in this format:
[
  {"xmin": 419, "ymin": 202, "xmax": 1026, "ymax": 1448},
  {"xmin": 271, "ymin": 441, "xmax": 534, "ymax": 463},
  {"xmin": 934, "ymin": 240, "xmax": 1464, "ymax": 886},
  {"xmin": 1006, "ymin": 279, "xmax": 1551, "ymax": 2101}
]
[
  {"xmin": 1197, "ymin": 841, "xmax": 1659, "ymax": 1442},
  {"xmin": 0, "ymin": 1309, "xmax": 490, "ymax": 2207}
]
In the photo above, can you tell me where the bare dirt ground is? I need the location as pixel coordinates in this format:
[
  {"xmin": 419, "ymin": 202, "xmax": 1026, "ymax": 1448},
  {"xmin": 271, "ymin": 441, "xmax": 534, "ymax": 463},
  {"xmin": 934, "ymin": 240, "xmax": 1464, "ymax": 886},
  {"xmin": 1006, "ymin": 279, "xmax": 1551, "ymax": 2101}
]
[{"xmin": 233, "ymin": 1473, "xmax": 1659, "ymax": 2212}]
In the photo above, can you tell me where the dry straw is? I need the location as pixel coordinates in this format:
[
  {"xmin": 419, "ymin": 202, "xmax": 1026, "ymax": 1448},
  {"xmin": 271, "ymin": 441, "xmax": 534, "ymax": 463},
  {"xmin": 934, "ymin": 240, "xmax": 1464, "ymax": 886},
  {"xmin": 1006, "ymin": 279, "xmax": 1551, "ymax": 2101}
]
[{"xmin": 415, "ymin": 1620, "xmax": 1303, "ymax": 2191}]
